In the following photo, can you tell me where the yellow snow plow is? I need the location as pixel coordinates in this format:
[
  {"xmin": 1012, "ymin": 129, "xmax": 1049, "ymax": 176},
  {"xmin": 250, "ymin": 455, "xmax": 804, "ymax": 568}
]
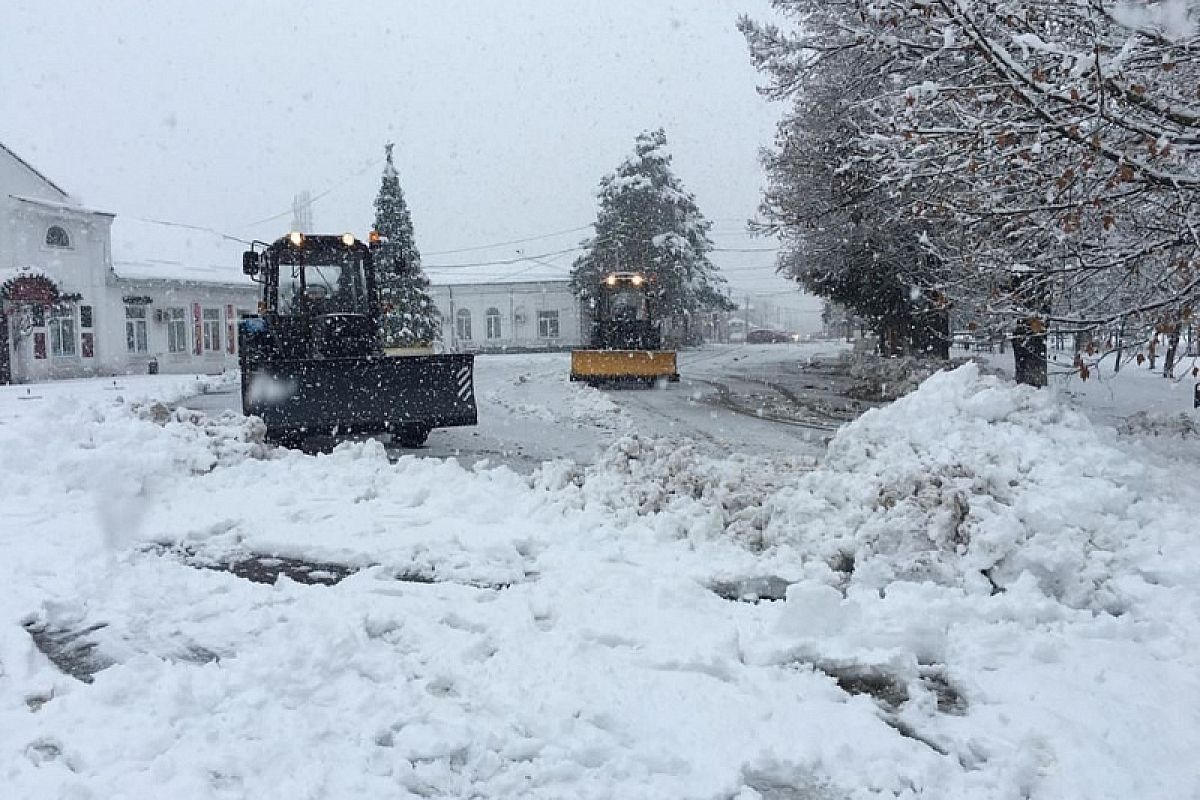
[
  {"xmin": 570, "ymin": 349, "xmax": 678, "ymax": 383},
  {"xmin": 570, "ymin": 271, "xmax": 679, "ymax": 385}
]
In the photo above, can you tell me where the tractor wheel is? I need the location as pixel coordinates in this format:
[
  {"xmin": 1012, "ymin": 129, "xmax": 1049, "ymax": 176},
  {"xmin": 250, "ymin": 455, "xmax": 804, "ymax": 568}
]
[{"xmin": 397, "ymin": 426, "xmax": 430, "ymax": 448}]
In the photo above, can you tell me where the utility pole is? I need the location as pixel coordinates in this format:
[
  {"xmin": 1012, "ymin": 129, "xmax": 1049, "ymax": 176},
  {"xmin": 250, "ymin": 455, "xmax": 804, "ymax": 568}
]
[{"xmin": 291, "ymin": 190, "xmax": 313, "ymax": 232}]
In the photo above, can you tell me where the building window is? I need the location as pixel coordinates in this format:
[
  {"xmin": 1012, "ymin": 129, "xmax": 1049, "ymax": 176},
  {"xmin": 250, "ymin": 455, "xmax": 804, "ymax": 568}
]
[
  {"xmin": 45, "ymin": 226, "xmax": 70, "ymax": 248},
  {"xmin": 167, "ymin": 307, "xmax": 188, "ymax": 353},
  {"xmin": 79, "ymin": 305, "xmax": 93, "ymax": 328},
  {"xmin": 538, "ymin": 310, "xmax": 560, "ymax": 339},
  {"xmin": 49, "ymin": 305, "xmax": 76, "ymax": 357},
  {"xmin": 202, "ymin": 307, "xmax": 222, "ymax": 352},
  {"xmin": 125, "ymin": 305, "xmax": 148, "ymax": 353},
  {"xmin": 485, "ymin": 307, "xmax": 502, "ymax": 340},
  {"xmin": 456, "ymin": 308, "xmax": 472, "ymax": 341}
]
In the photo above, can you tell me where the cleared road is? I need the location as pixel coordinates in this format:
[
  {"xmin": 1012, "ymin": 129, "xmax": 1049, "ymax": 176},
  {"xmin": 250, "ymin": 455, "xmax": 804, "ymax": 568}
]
[{"xmin": 177, "ymin": 343, "xmax": 863, "ymax": 469}]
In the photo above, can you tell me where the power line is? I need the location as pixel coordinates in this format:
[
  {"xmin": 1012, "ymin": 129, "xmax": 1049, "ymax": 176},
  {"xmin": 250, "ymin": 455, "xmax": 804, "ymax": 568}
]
[
  {"xmin": 423, "ymin": 225, "xmax": 593, "ymax": 256},
  {"xmin": 125, "ymin": 216, "xmax": 253, "ymax": 245},
  {"xmin": 423, "ymin": 246, "xmax": 583, "ymax": 269},
  {"xmin": 239, "ymin": 157, "xmax": 382, "ymax": 230}
]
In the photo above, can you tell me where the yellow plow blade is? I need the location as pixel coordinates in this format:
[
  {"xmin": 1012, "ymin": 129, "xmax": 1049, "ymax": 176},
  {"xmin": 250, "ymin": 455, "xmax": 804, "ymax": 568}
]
[{"xmin": 570, "ymin": 350, "xmax": 679, "ymax": 383}]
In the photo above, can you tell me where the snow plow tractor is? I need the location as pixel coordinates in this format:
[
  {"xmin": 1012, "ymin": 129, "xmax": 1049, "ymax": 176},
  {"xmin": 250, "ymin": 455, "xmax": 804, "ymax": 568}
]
[
  {"xmin": 238, "ymin": 232, "xmax": 476, "ymax": 448},
  {"xmin": 570, "ymin": 271, "xmax": 679, "ymax": 386}
]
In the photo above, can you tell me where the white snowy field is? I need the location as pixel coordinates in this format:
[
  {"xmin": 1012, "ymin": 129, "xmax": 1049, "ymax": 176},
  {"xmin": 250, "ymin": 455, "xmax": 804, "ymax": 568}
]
[{"xmin": 2, "ymin": 352, "xmax": 1200, "ymax": 798}]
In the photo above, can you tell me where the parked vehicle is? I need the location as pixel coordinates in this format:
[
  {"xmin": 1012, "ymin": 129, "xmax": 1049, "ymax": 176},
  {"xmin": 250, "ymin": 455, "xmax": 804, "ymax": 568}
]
[{"xmin": 745, "ymin": 328, "xmax": 794, "ymax": 344}]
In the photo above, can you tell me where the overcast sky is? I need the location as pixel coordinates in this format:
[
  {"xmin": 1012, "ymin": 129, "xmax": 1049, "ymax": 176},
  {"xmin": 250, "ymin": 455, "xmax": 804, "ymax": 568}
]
[{"xmin": 0, "ymin": 0, "xmax": 819, "ymax": 325}]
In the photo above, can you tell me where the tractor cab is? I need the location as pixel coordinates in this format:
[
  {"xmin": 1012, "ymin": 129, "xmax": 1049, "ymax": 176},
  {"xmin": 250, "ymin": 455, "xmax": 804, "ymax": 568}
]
[
  {"xmin": 242, "ymin": 232, "xmax": 380, "ymax": 359},
  {"xmin": 276, "ymin": 249, "xmax": 369, "ymax": 317},
  {"xmin": 592, "ymin": 271, "xmax": 662, "ymax": 351}
]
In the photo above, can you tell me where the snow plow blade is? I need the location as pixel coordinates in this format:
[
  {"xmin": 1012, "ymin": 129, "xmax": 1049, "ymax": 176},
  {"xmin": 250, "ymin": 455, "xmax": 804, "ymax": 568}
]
[
  {"xmin": 242, "ymin": 354, "xmax": 476, "ymax": 443},
  {"xmin": 569, "ymin": 349, "xmax": 679, "ymax": 384}
]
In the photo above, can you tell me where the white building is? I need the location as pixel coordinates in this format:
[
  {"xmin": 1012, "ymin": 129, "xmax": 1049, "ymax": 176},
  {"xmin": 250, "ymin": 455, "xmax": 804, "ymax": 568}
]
[
  {"xmin": 1, "ymin": 142, "xmax": 256, "ymax": 384},
  {"xmin": 429, "ymin": 272, "xmax": 585, "ymax": 353}
]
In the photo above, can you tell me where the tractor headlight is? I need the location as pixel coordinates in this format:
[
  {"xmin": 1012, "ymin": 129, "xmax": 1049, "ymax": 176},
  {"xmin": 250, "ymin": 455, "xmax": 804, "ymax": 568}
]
[
  {"xmin": 341, "ymin": 233, "xmax": 356, "ymax": 247},
  {"xmin": 288, "ymin": 231, "xmax": 305, "ymax": 247},
  {"xmin": 631, "ymin": 274, "xmax": 645, "ymax": 286},
  {"xmin": 604, "ymin": 274, "xmax": 618, "ymax": 286}
]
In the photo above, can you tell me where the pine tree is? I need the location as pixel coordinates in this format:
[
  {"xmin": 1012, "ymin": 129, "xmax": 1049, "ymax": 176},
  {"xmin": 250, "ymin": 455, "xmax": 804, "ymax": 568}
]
[
  {"xmin": 571, "ymin": 129, "xmax": 733, "ymax": 343},
  {"xmin": 373, "ymin": 143, "xmax": 439, "ymax": 347}
]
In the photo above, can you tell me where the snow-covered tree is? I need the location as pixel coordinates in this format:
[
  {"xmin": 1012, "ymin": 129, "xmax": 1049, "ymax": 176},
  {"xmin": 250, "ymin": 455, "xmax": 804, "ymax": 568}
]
[
  {"xmin": 744, "ymin": 20, "xmax": 951, "ymax": 357},
  {"xmin": 373, "ymin": 143, "xmax": 439, "ymax": 347},
  {"xmin": 742, "ymin": 1, "xmax": 1200, "ymax": 386},
  {"xmin": 571, "ymin": 129, "xmax": 733, "ymax": 342}
]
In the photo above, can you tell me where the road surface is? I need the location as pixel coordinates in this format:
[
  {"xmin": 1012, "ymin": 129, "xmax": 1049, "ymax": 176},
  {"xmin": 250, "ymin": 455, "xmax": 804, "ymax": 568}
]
[{"xmin": 177, "ymin": 342, "xmax": 871, "ymax": 470}]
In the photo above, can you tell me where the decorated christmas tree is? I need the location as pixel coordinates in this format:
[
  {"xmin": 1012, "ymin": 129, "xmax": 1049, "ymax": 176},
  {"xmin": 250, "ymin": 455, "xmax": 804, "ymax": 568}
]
[{"xmin": 373, "ymin": 143, "xmax": 439, "ymax": 347}]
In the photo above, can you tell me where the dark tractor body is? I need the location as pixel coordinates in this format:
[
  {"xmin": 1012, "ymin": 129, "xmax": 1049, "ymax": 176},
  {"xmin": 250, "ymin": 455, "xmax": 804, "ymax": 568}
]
[{"xmin": 238, "ymin": 233, "xmax": 476, "ymax": 447}]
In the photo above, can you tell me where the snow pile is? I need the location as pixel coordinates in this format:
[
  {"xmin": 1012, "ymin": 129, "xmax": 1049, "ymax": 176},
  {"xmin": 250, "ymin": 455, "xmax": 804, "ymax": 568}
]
[
  {"xmin": 1, "ymin": 394, "xmax": 267, "ymax": 497},
  {"xmin": 536, "ymin": 435, "xmax": 814, "ymax": 548},
  {"xmin": 761, "ymin": 364, "xmax": 1184, "ymax": 609}
]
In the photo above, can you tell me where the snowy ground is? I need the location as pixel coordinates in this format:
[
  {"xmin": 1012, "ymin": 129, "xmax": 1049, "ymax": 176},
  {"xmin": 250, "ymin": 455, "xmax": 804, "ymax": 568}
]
[{"xmin": 3, "ymin": 345, "xmax": 1200, "ymax": 798}]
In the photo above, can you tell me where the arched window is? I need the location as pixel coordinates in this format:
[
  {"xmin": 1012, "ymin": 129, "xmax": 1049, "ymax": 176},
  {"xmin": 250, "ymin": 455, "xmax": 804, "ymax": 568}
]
[
  {"xmin": 45, "ymin": 226, "xmax": 70, "ymax": 248},
  {"xmin": 456, "ymin": 308, "xmax": 472, "ymax": 341},
  {"xmin": 485, "ymin": 307, "xmax": 502, "ymax": 339}
]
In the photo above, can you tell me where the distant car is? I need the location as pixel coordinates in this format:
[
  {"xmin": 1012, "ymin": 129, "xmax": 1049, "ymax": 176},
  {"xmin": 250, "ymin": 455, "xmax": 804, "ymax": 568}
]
[{"xmin": 746, "ymin": 328, "xmax": 793, "ymax": 344}]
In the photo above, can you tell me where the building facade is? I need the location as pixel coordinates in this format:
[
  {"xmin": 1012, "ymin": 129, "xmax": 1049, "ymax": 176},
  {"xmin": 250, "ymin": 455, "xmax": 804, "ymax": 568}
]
[
  {"xmin": 1, "ymin": 143, "xmax": 256, "ymax": 384},
  {"xmin": 429, "ymin": 279, "xmax": 585, "ymax": 352}
]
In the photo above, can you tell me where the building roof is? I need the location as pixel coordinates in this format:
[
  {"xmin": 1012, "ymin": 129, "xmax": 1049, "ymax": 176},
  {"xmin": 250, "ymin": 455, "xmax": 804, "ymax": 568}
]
[
  {"xmin": 427, "ymin": 262, "xmax": 571, "ymax": 287},
  {"xmin": 0, "ymin": 141, "xmax": 70, "ymax": 199},
  {"xmin": 9, "ymin": 194, "xmax": 115, "ymax": 218},
  {"xmin": 110, "ymin": 217, "xmax": 252, "ymax": 287}
]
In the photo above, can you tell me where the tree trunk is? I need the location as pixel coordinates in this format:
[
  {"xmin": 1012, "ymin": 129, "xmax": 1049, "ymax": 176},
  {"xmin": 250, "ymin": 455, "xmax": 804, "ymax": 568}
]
[
  {"xmin": 930, "ymin": 308, "xmax": 950, "ymax": 359},
  {"xmin": 1013, "ymin": 320, "xmax": 1048, "ymax": 387},
  {"xmin": 1113, "ymin": 319, "xmax": 1125, "ymax": 373},
  {"xmin": 1163, "ymin": 326, "xmax": 1181, "ymax": 378},
  {"xmin": 1148, "ymin": 336, "xmax": 1158, "ymax": 371},
  {"xmin": 877, "ymin": 319, "xmax": 904, "ymax": 356},
  {"xmin": 1074, "ymin": 328, "xmax": 1092, "ymax": 360},
  {"xmin": 910, "ymin": 308, "xmax": 949, "ymax": 359}
]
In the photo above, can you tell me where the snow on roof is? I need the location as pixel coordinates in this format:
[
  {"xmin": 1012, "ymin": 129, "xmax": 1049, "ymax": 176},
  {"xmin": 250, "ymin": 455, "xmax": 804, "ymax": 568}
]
[
  {"xmin": 110, "ymin": 216, "xmax": 252, "ymax": 286},
  {"xmin": 426, "ymin": 262, "xmax": 571, "ymax": 287},
  {"xmin": 9, "ymin": 194, "xmax": 114, "ymax": 217},
  {"xmin": 0, "ymin": 141, "xmax": 70, "ymax": 199}
]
